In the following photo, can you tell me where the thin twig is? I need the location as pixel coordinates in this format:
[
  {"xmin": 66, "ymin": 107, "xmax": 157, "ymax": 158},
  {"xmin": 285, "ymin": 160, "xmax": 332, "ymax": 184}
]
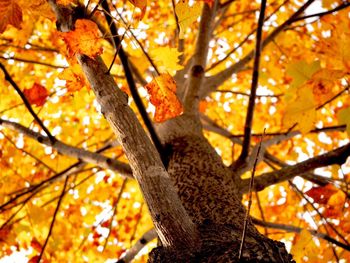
[
  {"xmin": 0, "ymin": 56, "xmax": 67, "ymax": 69},
  {"xmin": 103, "ymin": 178, "xmax": 128, "ymax": 250},
  {"xmin": 107, "ymin": 26, "xmax": 129, "ymax": 74},
  {"xmin": 37, "ymin": 175, "xmax": 69, "ymax": 262},
  {"xmin": 238, "ymin": 128, "xmax": 265, "ymax": 260},
  {"xmin": 290, "ymin": 2, "xmax": 350, "ymax": 23},
  {"xmin": 0, "ymin": 62, "xmax": 56, "ymax": 143},
  {"xmin": 114, "ymin": 10, "xmax": 160, "ymax": 75}
]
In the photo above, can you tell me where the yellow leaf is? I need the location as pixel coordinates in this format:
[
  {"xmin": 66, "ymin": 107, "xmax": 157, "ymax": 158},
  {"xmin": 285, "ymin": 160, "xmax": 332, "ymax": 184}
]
[
  {"xmin": 175, "ymin": 0, "xmax": 202, "ymax": 39},
  {"xmin": 337, "ymin": 107, "xmax": 350, "ymax": 136},
  {"xmin": 286, "ymin": 60, "xmax": 321, "ymax": 89},
  {"xmin": 291, "ymin": 229, "xmax": 319, "ymax": 263},
  {"xmin": 145, "ymin": 73, "xmax": 183, "ymax": 122},
  {"xmin": 0, "ymin": 0, "xmax": 22, "ymax": 33},
  {"xmin": 283, "ymin": 86, "xmax": 316, "ymax": 134},
  {"xmin": 150, "ymin": 46, "xmax": 183, "ymax": 74}
]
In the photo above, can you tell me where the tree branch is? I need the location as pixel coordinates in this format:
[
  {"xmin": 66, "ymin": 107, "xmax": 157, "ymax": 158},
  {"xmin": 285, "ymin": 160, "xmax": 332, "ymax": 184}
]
[
  {"xmin": 234, "ymin": 0, "xmax": 267, "ymax": 169},
  {"xmin": 290, "ymin": 2, "xmax": 350, "ymax": 23},
  {"xmin": 100, "ymin": 1, "xmax": 165, "ymax": 163},
  {"xmin": 182, "ymin": 1, "xmax": 219, "ymax": 114},
  {"xmin": 241, "ymin": 143, "xmax": 350, "ymax": 193},
  {"xmin": 0, "ymin": 55, "xmax": 67, "ymax": 69},
  {"xmin": 77, "ymin": 53, "xmax": 200, "ymax": 250},
  {"xmin": 251, "ymin": 217, "xmax": 350, "ymax": 251},
  {"xmin": 37, "ymin": 176, "xmax": 69, "ymax": 263},
  {"xmin": 0, "ymin": 118, "xmax": 133, "ymax": 177},
  {"xmin": 202, "ymin": 0, "xmax": 315, "ymax": 95},
  {"xmin": 116, "ymin": 229, "xmax": 157, "ymax": 263},
  {"xmin": 0, "ymin": 62, "xmax": 56, "ymax": 143}
]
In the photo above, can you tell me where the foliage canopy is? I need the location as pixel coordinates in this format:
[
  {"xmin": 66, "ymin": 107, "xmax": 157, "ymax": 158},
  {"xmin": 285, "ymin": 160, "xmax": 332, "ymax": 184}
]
[{"xmin": 0, "ymin": 0, "xmax": 350, "ymax": 262}]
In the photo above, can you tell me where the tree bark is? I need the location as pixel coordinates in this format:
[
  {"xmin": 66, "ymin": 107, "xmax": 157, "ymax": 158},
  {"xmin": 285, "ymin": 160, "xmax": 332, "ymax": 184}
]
[{"xmin": 150, "ymin": 116, "xmax": 293, "ymax": 262}]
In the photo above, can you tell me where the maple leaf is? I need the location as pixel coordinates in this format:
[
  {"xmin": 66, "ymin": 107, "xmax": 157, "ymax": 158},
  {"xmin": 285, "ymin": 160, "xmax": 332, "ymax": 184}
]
[
  {"xmin": 145, "ymin": 73, "xmax": 183, "ymax": 122},
  {"xmin": 60, "ymin": 19, "xmax": 103, "ymax": 58},
  {"xmin": 337, "ymin": 107, "xmax": 350, "ymax": 136},
  {"xmin": 150, "ymin": 46, "xmax": 183, "ymax": 74},
  {"xmin": 291, "ymin": 229, "xmax": 319, "ymax": 263},
  {"xmin": 59, "ymin": 63, "xmax": 90, "ymax": 92},
  {"xmin": 23, "ymin": 83, "xmax": 48, "ymax": 107},
  {"xmin": 305, "ymin": 184, "xmax": 338, "ymax": 204},
  {"xmin": 0, "ymin": 0, "xmax": 22, "ymax": 33},
  {"xmin": 282, "ymin": 85, "xmax": 316, "ymax": 134},
  {"xmin": 286, "ymin": 60, "xmax": 321, "ymax": 89},
  {"xmin": 175, "ymin": 0, "xmax": 202, "ymax": 39}
]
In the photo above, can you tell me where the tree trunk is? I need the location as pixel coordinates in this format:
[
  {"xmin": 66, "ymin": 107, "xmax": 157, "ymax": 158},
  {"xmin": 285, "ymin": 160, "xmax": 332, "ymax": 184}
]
[{"xmin": 149, "ymin": 116, "xmax": 294, "ymax": 262}]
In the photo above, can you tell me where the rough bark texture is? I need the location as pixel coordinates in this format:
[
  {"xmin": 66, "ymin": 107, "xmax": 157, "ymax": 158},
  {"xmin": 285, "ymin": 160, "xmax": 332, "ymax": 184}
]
[{"xmin": 149, "ymin": 115, "xmax": 293, "ymax": 262}]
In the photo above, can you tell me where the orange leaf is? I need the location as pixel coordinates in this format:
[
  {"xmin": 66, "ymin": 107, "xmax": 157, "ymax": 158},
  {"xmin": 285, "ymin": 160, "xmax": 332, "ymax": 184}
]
[
  {"xmin": 128, "ymin": 0, "xmax": 147, "ymax": 19},
  {"xmin": 145, "ymin": 73, "xmax": 183, "ymax": 122},
  {"xmin": 0, "ymin": 0, "xmax": 22, "ymax": 33},
  {"xmin": 59, "ymin": 64, "xmax": 89, "ymax": 92},
  {"xmin": 23, "ymin": 83, "xmax": 48, "ymax": 106},
  {"xmin": 60, "ymin": 19, "xmax": 103, "ymax": 58}
]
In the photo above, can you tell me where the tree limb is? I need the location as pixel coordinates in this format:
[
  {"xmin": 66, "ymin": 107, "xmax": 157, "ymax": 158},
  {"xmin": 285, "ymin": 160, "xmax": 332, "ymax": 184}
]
[
  {"xmin": 0, "ymin": 118, "xmax": 133, "ymax": 177},
  {"xmin": 116, "ymin": 229, "xmax": 157, "ymax": 263},
  {"xmin": 241, "ymin": 143, "xmax": 350, "ymax": 192},
  {"xmin": 251, "ymin": 217, "xmax": 350, "ymax": 251},
  {"xmin": 100, "ymin": 1, "xmax": 165, "ymax": 163},
  {"xmin": 0, "ymin": 62, "xmax": 56, "ymax": 143},
  {"xmin": 202, "ymin": 0, "xmax": 315, "ymax": 96},
  {"xmin": 233, "ymin": 0, "xmax": 267, "ymax": 170},
  {"xmin": 182, "ymin": 1, "xmax": 219, "ymax": 114}
]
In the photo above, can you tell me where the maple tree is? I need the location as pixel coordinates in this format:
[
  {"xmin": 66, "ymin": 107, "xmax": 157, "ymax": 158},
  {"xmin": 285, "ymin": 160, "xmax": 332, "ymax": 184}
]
[{"xmin": 0, "ymin": 0, "xmax": 350, "ymax": 262}]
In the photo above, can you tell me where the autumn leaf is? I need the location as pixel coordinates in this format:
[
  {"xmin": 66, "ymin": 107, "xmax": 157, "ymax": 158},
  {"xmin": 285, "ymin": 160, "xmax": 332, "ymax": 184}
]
[
  {"xmin": 286, "ymin": 60, "xmax": 321, "ymax": 89},
  {"xmin": 23, "ymin": 83, "xmax": 48, "ymax": 107},
  {"xmin": 30, "ymin": 237, "xmax": 43, "ymax": 252},
  {"xmin": 175, "ymin": 0, "xmax": 202, "ymax": 39},
  {"xmin": 337, "ymin": 107, "xmax": 350, "ymax": 136},
  {"xmin": 128, "ymin": 0, "xmax": 147, "ymax": 19},
  {"xmin": 305, "ymin": 184, "xmax": 338, "ymax": 204},
  {"xmin": 60, "ymin": 19, "xmax": 103, "ymax": 58},
  {"xmin": 291, "ymin": 229, "xmax": 318, "ymax": 263},
  {"xmin": 59, "ymin": 63, "xmax": 90, "ymax": 92},
  {"xmin": 150, "ymin": 46, "xmax": 183, "ymax": 74},
  {"xmin": 282, "ymin": 85, "xmax": 316, "ymax": 134},
  {"xmin": 0, "ymin": 0, "xmax": 22, "ymax": 33},
  {"xmin": 145, "ymin": 73, "xmax": 183, "ymax": 122}
]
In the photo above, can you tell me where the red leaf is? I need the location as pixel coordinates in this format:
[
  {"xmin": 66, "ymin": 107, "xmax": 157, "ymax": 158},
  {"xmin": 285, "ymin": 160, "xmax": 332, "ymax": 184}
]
[
  {"xmin": 305, "ymin": 184, "xmax": 338, "ymax": 204},
  {"xmin": 23, "ymin": 83, "xmax": 48, "ymax": 106},
  {"xmin": 30, "ymin": 238, "xmax": 42, "ymax": 252},
  {"xmin": 28, "ymin": 255, "xmax": 40, "ymax": 263}
]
